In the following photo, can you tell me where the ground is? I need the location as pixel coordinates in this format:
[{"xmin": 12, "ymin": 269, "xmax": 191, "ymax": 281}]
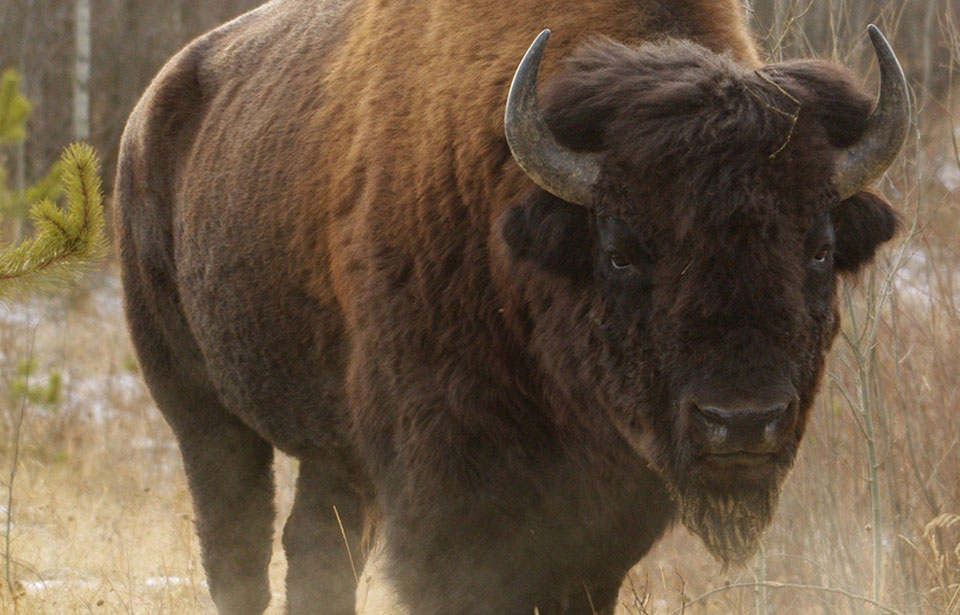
[{"xmin": 1, "ymin": 264, "xmax": 957, "ymax": 615}]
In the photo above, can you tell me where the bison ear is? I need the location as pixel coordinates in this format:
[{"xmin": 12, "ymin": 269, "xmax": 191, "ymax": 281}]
[
  {"xmin": 499, "ymin": 192, "xmax": 593, "ymax": 279},
  {"xmin": 832, "ymin": 190, "xmax": 900, "ymax": 273}
]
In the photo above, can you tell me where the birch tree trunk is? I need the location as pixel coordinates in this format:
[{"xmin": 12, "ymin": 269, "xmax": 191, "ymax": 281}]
[
  {"xmin": 73, "ymin": 0, "xmax": 91, "ymax": 142},
  {"xmin": 15, "ymin": 0, "xmax": 35, "ymax": 242}
]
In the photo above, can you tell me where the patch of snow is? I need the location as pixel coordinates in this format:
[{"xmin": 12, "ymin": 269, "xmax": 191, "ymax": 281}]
[
  {"xmin": 59, "ymin": 371, "xmax": 150, "ymax": 423},
  {"xmin": 20, "ymin": 577, "xmax": 96, "ymax": 594},
  {"xmin": 144, "ymin": 576, "xmax": 197, "ymax": 588},
  {"xmin": 19, "ymin": 575, "xmax": 204, "ymax": 595},
  {"xmin": 90, "ymin": 276, "xmax": 125, "ymax": 319},
  {"xmin": 357, "ymin": 536, "xmax": 407, "ymax": 615},
  {"xmin": 129, "ymin": 437, "xmax": 177, "ymax": 451},
  {"xmin": 940, "ymin": 163, "xmax": 960, "ymax": 192}
]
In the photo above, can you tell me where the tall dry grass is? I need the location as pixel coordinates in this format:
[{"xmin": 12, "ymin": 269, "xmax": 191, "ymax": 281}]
[
  {"xmin": 0, "ymin": 276, "xmax": 237, "ymax": 614},
  {"xmin": 1, "ymin": 1, "xmax": 959, "ymax": 614}
]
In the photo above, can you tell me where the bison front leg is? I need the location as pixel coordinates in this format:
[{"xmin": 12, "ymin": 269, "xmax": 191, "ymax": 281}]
[
  {"xmin": 121, "ymin": 273, "xmax": 278, "ymax": 613},
  {"xmin": 281, "ymin": 457, "xmax": 366, "ymax": 615},
  {"xmin": 159, "ymin": 386, "xmax": 276, "ymax": 615},
  {"xmin": 561, "ymin": 579, "xmax": 623, "ymax": 615},
  {"xmin": 373, "ymin": 526, "xmax": 611, "ymax": 615},
  {"xmin": 365, "ymin": 497, "xmax": 636, "ymax": 615}
]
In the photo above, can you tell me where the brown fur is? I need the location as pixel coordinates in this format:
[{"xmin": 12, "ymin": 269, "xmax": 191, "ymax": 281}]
[{"xmin": 115, "ymin": 1, "xmax": 898, "ymax": 614}]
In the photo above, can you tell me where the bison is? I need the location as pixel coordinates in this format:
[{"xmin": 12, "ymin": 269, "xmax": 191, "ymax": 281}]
[{"xmin": 115, "ymin": 1, "xmax": 909, "ymax": 614}]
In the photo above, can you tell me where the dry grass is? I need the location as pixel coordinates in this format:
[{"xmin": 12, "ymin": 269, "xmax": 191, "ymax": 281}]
[{"xmin": 0, "ymin": 275, "xmax": 298, "ymax": 614}]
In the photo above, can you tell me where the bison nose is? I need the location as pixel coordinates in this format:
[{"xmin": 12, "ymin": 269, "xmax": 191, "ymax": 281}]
[
  {"xmin": 685, "ymin": 390, "xmax": 798, "ymax": 453},
  {"xmin": 696, "ymin": 404, "xmax": 787, "ymax": 428}
]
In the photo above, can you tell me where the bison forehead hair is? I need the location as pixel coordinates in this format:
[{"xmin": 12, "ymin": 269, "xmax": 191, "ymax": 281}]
[{"xmin": 544, "ymin": 38, "xmax": 874, "ymax": 231}]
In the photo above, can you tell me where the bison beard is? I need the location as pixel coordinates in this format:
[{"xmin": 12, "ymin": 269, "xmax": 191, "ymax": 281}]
[
  {"xmin": 676, "ymin": 479, "xmax": 781, "ymax": 566},
  {"xmin": 615, "ymin": 405, "xmax": 787, "ymax": 565}
]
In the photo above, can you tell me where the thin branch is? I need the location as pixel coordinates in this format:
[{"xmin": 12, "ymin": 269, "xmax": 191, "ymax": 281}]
[
  {"xmin": 4, "ymin": 318, "xmax": 36, "ymax": 602},
  {"xmin": 333, "ymin": 505, "xmax": 358, "ymax": 585},
  {"xmin": 669, "ymin": 581, "xmax": 906, "ymax": 615}
]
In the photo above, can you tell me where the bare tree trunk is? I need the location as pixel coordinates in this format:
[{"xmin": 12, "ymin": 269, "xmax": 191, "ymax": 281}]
[
  {"xmin": 15, "ymin": 0, "xmax": 36, "ymax": 243},
  {"xmin": 73, "ymin": 0, "xmax": 91, "ymax": 141},
  {"xmin": 920, "ymin": 0, "xmax": 938, "ymax": 120},
  {"xmin": 809, "ymin": 1, "xmax": 829, "ymax": 55},
  {"xmin": 174, "ymin": 0, "xmax": 185, "ymax": 39},
  {"xmin": 772, "ymin": 0, "xmax": 788, "ymax": 60},
  {"xmin": 741, "ymin": 0, "xmax": 755, "ymax": 30}
]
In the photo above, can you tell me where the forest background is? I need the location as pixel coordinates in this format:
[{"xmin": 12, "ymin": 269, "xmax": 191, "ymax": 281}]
[{"xmin": 1, "ymin": 0, "xmax": 958, "ymax": 613}]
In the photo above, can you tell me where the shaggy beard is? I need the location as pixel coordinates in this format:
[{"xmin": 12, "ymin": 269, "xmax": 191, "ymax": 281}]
[{"xmin": 676, "ymin": 480, "xmax": 781, "ymax": 566}]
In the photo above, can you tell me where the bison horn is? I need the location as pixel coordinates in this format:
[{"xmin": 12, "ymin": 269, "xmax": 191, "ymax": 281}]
[
  {"xmin": 505, "ymin": 29, "xmax": 602, "ymax": 207},
  {"xmin": 832, "ymin": 25, "xmax": 911, "ymax": 201}
]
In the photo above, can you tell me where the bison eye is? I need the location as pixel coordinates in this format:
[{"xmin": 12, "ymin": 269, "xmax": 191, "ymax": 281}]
[
  {"xmin": 813, "ymin": 246, "xmax": 832, "ymax": 264},
  {"xmin": 608, "ymin": 251, "xmax": 632, "ymax": 270}
]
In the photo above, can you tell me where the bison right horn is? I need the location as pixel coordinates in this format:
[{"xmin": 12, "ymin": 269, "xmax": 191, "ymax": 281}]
[
  {"xmin": 505, "ymin": 29, "xmax": 602, "ymax": 207},
  {"xmin": 832, "ymin": 25, "xmax": 911, "ymax": 201}
]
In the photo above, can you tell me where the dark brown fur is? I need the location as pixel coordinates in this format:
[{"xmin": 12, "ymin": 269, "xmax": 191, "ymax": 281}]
[{"xmin": 115, "ymin": 1, "xmax": 898, "ymax": 614}]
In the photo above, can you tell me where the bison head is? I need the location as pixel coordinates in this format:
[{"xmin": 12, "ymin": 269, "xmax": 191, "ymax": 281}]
[{"xmin": 499, "ymin": 28, "xmax": 907, "ymax": 564}]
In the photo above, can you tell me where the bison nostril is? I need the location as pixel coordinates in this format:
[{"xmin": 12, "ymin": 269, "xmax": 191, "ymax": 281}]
[
  {"xmin": 706, "ymin": 421, "xmax": 729, "ymax": 445},
  {"xmin": 687, "ymin": 395, "xmax": 797, "ymax": 454},
  {"xmin": 696, "ymin": 405, "xmax": 731, "ymax": 424},
  {"xmin": 764, "ymin": 419, "xmax": 779, "ymax": 444},
  {"xmin": 694, "ymin": 403, "xmax": 789, "ymax": 428}
]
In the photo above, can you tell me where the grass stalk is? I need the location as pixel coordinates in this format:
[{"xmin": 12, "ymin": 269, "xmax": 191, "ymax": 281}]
[
  {"xmin": 670, "ymin": 581, "xmax": 907, "ymax": 615},
  {"xmin": 3, "ymin": 318, "xmax": 35, "ymax": 609}
]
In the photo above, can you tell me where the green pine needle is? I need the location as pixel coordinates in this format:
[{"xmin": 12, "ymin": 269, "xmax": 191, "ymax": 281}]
[
  {"xmin": 1, "ymin": 157, "xmax": 63, "ymax": 223},
  {"xmin": 0, "ymin": 143, "xmax": 108, "ymax": 303},
  {"xmin": 0, "ymin": 69, "xmax": 31, "ymax": 147}
]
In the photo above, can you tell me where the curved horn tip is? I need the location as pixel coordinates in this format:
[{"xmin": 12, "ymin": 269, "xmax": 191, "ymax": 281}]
[
  {"xmin": 504, "ymin": 29, "xmax": 602, "ymax": 207},
  {"xmin": 864, "ymin": 24, "xmax": 911, "ymax": 121},
  {"xmin": 866, "ymin": 25, "xmax": 905, "ymax": 81},
  {"xmin": 534, "ymin": 28, "xmax": 552, "ymax": 46},
  {"xmin": 504, "ymin": 29, "xmax": 552, "ymax": 136},
  {"xmin": 523, "ymin": 29, "xmax": 552, "ymax": 63},
  {"xmin": 866, "ymin": 24, "xmax": 895, "ymax": 54},
  {"xmin": 832, "ymin": 24, "xmax": 911, "ymax": 200}
]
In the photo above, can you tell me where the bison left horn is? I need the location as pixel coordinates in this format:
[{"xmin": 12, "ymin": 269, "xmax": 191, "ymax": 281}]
[
  {"xmin": 505, "ymin": 29, "xmax": 602, "ymax": 207},
  {"xmin": 832, "ymin": 25, "xmax": 911, "ymax": 200}
]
